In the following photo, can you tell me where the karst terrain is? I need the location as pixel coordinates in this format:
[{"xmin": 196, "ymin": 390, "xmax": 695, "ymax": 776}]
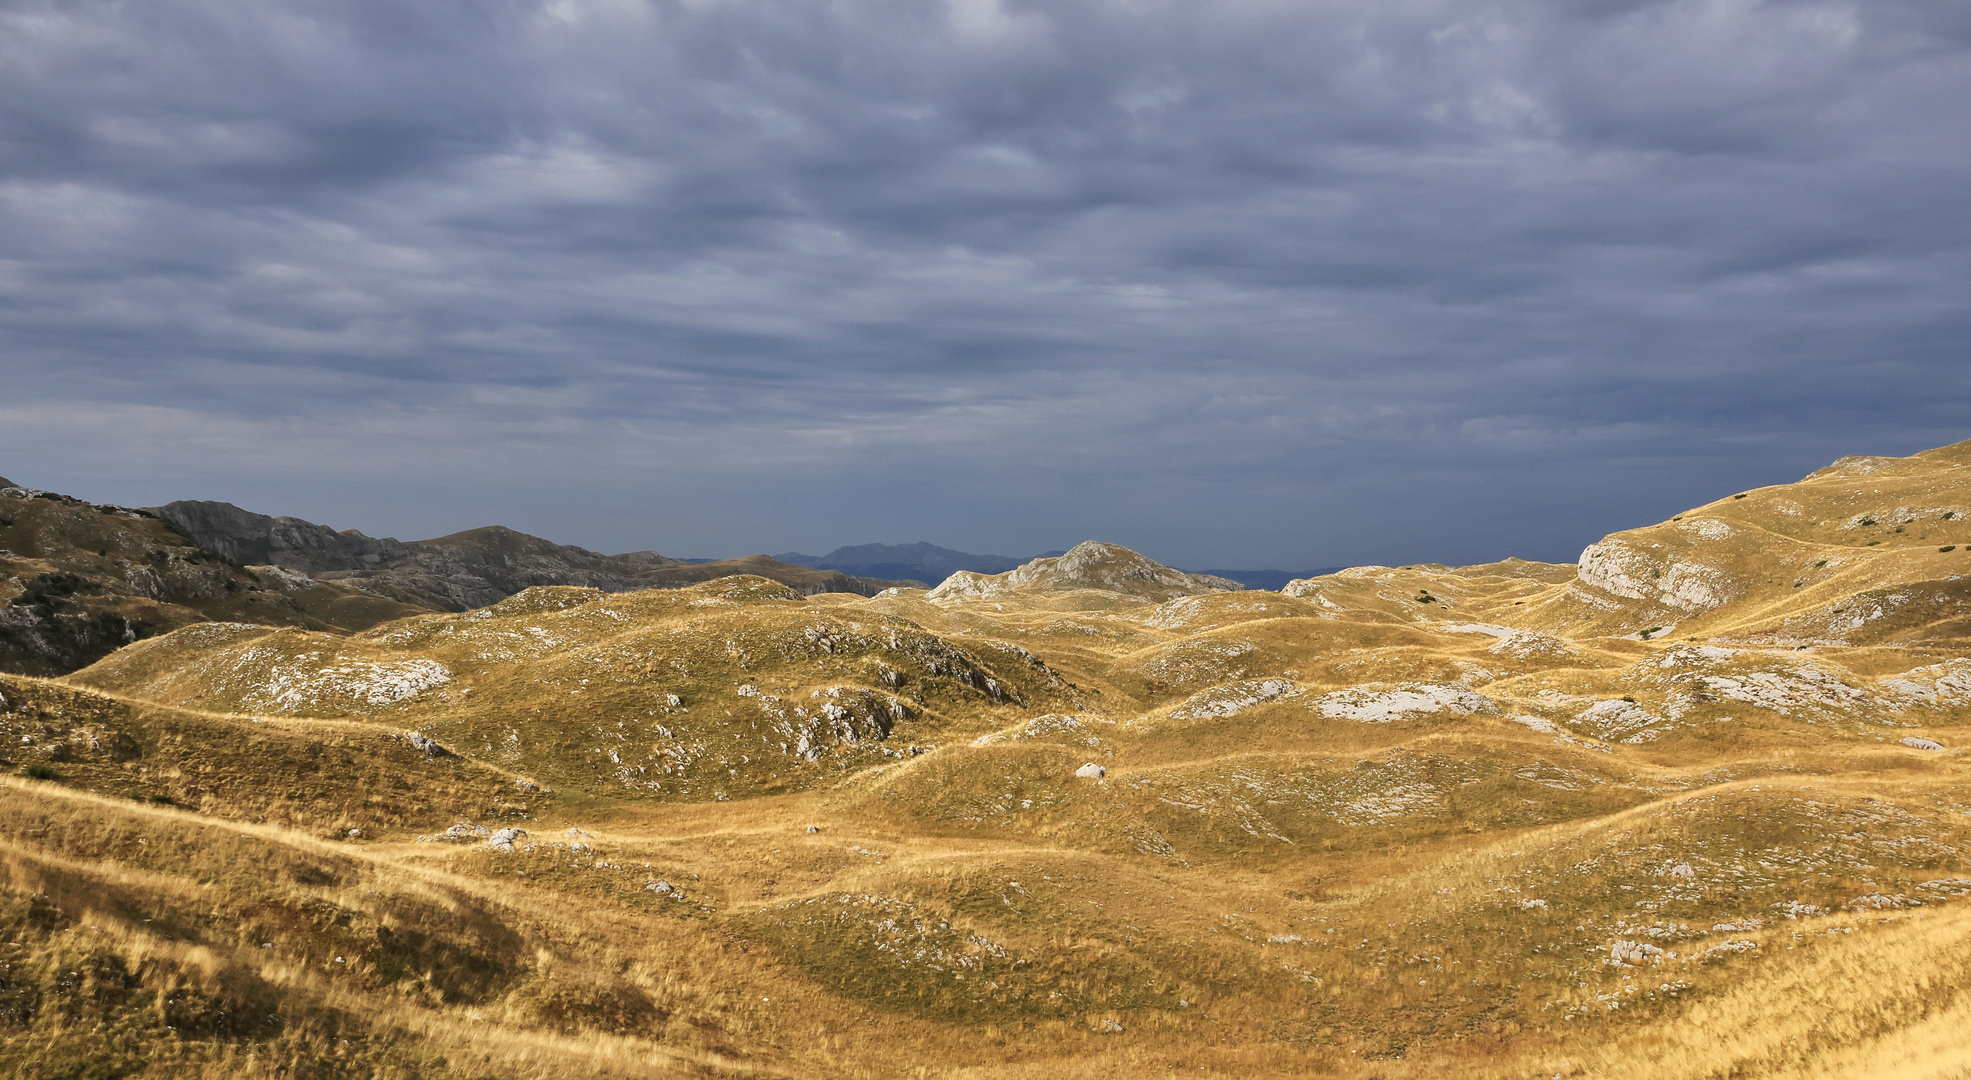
[{"xmin": 3, "ymin": 441, "xmax": 1971, "ymax": 1079}]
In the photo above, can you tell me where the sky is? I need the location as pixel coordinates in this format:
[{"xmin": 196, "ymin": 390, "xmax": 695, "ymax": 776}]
[{"xmin": 2, "ymin": 0, "xmax": 1967, "ymax": 571}]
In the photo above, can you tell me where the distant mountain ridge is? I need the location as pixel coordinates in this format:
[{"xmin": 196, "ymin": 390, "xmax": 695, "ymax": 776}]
[
  {"xmin": 5, "ymin": 473, "xmax": 1332, "ymax": 676},
  {"xmin": 1186, "ymin": 567, "xmax": 1344, "ymax": 591},
  {"xmin": 776, "ymin": 541, "xmax": 1324, "ymax": 592},
  {"xmin": 149, "ymin": 500, "xmax": 913, "ymax": 612},
  {"xmin": 0, "ymin": 480, "xmax": 920, "ymax": 675},
  {"xmin": 773, "ymin": 542, "xmax": 1024, "ymax": 586}
]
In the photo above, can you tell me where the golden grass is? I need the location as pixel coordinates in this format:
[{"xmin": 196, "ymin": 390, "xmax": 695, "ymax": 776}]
[{"xmin": 9, "ymin": 440, "xmax": 1971, "ymax": 1077}]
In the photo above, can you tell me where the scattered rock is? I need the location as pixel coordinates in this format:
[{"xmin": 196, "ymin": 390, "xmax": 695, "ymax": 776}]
[
  {"xmin": 405, "ymin": 730, "xmax": 451, "ymax": 757},
  {"xmin": 1574, "ymin": 699, "xmax": 1667, "ymax": 742},
  {"xmin": 485, "ymin": 827, "xmax": 528, "ymax": 853},
  {"xmin": 806, "ymin": 824, "xmax": 820, "ymax": 834},
  {"xmin": 416, "ymin": 822, "xmax": 492, "ymax": 843},
  {"xmin": 1693, "ymin": 939, "xmax": 1761, "ymax": 962},
  {"xmin": 1075, "ymin": 762, "xmax": 1107, "ymax": 780},
  {"xmin": 1901, "ymin": 736, "xmax": 1947, "ymax": 751},
  {"xmin": 1711, "ymin": 918, "xmax": 1765, "ymax": 932},
  {"xmin": 1608, "ymin": 940, "xmax": 1664, "ymax": 966}
]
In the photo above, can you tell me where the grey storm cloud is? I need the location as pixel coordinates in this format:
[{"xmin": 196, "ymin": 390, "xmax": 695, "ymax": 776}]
[{"xmin": 1, "ymin": 0, "xmax": 1967, "ymax": 568}]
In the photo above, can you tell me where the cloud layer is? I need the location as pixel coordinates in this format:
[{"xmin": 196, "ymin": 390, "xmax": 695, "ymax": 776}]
[{"xmin": 3, "ymin": 0, "xmax": 1967, "ymax": 567}]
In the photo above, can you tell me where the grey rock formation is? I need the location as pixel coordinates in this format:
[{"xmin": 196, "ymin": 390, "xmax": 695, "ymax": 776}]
[{"xmin": 486, "ymin": 827, "xmax": 528, "ymax": 853}]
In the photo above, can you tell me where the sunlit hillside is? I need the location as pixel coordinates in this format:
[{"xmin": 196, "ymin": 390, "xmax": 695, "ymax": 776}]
[{"xmin": 5, "ymin": 441, "xmax": 1971, "ymax": 1078}]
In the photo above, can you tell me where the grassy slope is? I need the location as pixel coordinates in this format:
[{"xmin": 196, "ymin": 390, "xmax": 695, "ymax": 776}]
[{"xmin": 5, "ymin": 441, "xmax": 1971, "ymax": 1078}]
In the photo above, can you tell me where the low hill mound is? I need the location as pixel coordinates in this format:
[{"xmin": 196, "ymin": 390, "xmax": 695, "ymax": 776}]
[
  {"xmin": 68, "ymin": 576, "xmax": 1077, "ymax": 800},
  {"xmin": 927, "ymin": 541, "xmax": 1242, "ymax": 604}
]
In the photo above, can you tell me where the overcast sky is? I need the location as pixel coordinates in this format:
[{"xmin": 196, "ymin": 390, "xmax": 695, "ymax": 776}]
[{"xmin": 2, "ymin": 0, "xmax": 1967, "ymax": 569}]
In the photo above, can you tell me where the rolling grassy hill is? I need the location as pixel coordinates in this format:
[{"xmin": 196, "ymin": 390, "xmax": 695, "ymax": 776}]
[{"xmin": 4, "ymin": 440, "xmax": 1971, "ymax": 1078}]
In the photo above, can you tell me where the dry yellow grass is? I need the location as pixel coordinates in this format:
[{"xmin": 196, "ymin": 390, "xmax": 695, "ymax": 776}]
[{"xmin": 6, "ymin": 439, "xmax": 1971, "ymax": 1078}]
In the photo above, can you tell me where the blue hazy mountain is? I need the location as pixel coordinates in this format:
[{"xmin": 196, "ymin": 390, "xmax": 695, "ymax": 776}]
[
  {"xmin": 772, "ymin": 542, "xmax": 1024, "ymax": 585},
  {"xmin": 776, "ymin": 542, "xmax": 1336, "ymax": 592},
  {"xmin": 1186, "ymin": 567, "xmax": 1345, "ymax": 591}
]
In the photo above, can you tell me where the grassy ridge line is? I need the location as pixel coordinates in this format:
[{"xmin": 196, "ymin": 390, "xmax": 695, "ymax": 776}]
[
  {"xmin": 1699, "ymin": 534, "xmax": 1961, "ymax": 635},
  {"xmin": 0, "ymin": 844, "xmax": 777, "ymax": 1080},
  {"xmin": 1579, "ymin": 902, "xmax": 1971, "ymax": 1080},
  {"xmin": 0, "ymin": 673, "xmax": 547, "ymax": 835},
  {"xmin": 1324, "ymin": 768, "xmax": 1956, "ymax": 909},
  {"xmin": 22, "ymin": 672, "xmax": 560, "ymax": 794},
  {"xmin": 10, "ymin": 774, "xmax": 1221, "ymax": 1078},
  {"xmin": 0, "ymin": 777, "xmax": 796, "ymax": 1079}
]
